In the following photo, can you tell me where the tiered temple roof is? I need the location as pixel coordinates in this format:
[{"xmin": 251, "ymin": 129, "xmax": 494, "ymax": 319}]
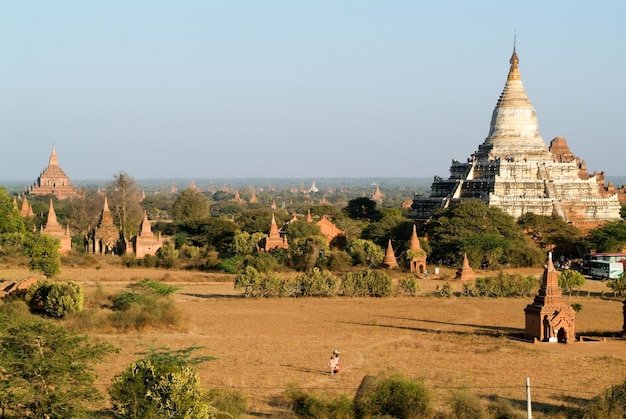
[
  {"xmin": 524, "ymin": 253, "xmax": 576, "ymax": 343},
  {"xmin": 86, "ymin": 197, "xmax": 122, "ymax": 254},
  {"xmin": 412, "ymin": 47, "xmax": 621, "ymax": 229},
  {"xmin": 26, "ymin": 145, "xmax": 78, "ymax": 199},
  {"xmin": 133, "ymin": 211, "xmax": 162, "ymax": 258}
]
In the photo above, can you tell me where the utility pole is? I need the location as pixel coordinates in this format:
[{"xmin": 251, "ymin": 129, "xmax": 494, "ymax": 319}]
[{"xmin": 526, "ymin": 376, "xmax": 532, "ymax": 419}]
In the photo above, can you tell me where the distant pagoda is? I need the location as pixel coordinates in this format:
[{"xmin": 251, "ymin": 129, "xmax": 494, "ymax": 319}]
[
  {"xmin": 412, "ymin": 46, "xmax": 621, "ymax": 229},
  {"xmin": 26, "ymin": 145, "xmax": 78, "ymax": 199}
]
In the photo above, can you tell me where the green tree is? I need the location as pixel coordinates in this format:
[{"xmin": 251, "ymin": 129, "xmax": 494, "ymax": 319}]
[
  {"xmin": 108, "ymin": 171, "xmax": 144, "ymax": 237},
  {"xmin": 22, "ymin": 233, "xmax": 61, "ymax": 277},
  {"xmin": 426, "ymin": 200, "xmax": 543, "ymax": 268},
  {"xmin": 363, "ymin": 208, "xmax": 414, "ymax": 249},
  {"xmin": 156, "ymin": 244, "xmax": 179, "ymax": 269},
  {"xmin": 345, "ymin": 239, "xmax": 384, "ymax": 267},
  {"xmin": 608, "ymin": 274, "xmax": 626, "ymax": 297},
  {"xmin": 558, "ymin": 269, "xmax": 586, "ymax": 295},
  {"xmin": 25, "ymin": 279, "xmax": 84, "ymax": 318},
  {"xmin": 109, "ymin": 346, "xmax": 216, "ymax": 419},
  {"xmin": 284, "ymin": 219, "xmax": 322, "ymax": 241},
  {"xmin": 0, "ymin": 309, "xmax": 116, "ymax": 418},
  {"xmin": 289, "ymin": 235, "xmax": 329, "ymax": 271},
  {"xmin": 0, "ymin": 187, "xmax": 25, "ymax": 234},
  {"xmin": 172, "ymin": 188, "xmax": 211, "ymax": 222},
  {"xmin": 588, "ymin": 221, "xmax": 626, "ymax": 253},
  {"xmin": 518, "ymin": 213, "xmax": 583, "ymax": 258},
  {"xmin": 230, "ymin": 231, "xmax": 265, "ymax": 255},
  {"xmin": 343, "ymin": 197, "xmax": 382, "ymax": 221},
  {"xmin": 354, "ymin": 373, "xmax": 432, "ymax": 419}
]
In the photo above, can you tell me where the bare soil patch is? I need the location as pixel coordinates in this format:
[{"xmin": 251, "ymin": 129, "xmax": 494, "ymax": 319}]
[{"xmin": 3, "ymin": 266, "xmax": 625, "ymax": 417}]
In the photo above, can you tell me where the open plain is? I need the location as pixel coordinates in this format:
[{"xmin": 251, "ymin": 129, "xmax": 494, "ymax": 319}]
[{"xmin": 3, "ymin": 265, "xmax": 626, "ymax": 417}]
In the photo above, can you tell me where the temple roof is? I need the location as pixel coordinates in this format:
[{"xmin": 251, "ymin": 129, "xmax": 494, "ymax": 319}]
[{"xmin": 477, "ymin": 47, "xmax": 551, "ymax": 161}]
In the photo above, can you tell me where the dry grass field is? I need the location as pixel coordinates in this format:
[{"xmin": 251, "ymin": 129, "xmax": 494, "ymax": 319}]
[{"xmin": 4, "ymin": 264, "xmax": 626, "ymax": 417}]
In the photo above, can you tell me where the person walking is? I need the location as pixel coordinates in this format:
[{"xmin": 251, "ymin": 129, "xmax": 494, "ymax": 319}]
[
  {"xmin": 332, "ymin": 349, "xmax": 340, "ymax": 374},
  {"xmin": 328, "ymin": 356, "xmax": 337, "ymax": 375}
]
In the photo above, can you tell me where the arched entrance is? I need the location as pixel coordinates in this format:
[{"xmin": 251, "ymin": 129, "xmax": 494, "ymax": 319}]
[{"xmin": 557, "ymin": 327, "xmax": 567, "ymax": 343}]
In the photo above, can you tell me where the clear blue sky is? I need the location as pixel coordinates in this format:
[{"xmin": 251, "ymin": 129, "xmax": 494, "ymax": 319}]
[{"xmin": 1, "ymin": 1, "xmax": 624, "ymax": 181}]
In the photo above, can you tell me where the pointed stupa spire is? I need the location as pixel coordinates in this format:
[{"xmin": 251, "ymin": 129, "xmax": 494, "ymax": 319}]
[
  {"xmin": 268, "ymin": 213, "xmax": 280, "ymax": 238},
  {"xmin": 49, "ymin": 144, "xmax": 59, "ymax": 166},
  {"xmin": 140, "ymin": 210, "xmax": 152, "ymax": 235},
  {"xmin": 455, "ymin": 253, "xmax": 476, "ymax": 281},
  {"xmin": 306, "ymin": 208, "xmax": 313, "ymax": 222},
  {"xmin": 46, "ymin": 199, "xmax": 60, "ymax": 229},
  {"xmin": 12, "ymin": 196, "xmax": 17, "ymax": 210},
  {"xmin": 477, "ymin": 42, "xmax": 551, "ymax": 161},
  {"xmin": 383, "ymin": 239, "xmax": 398, "ymax": 269},
  {"xmin": 103, "ymin": 196, "xmax": 110, "ymax": 213},
  {"xmin": 409, "ymin": 225, "xmax": 422, "ymax": 250}
]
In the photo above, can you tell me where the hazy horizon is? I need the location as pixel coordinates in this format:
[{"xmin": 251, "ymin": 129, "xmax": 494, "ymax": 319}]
[{"xmin": 1, "ymin": 1, "xmax": 624, "ymax": 180}]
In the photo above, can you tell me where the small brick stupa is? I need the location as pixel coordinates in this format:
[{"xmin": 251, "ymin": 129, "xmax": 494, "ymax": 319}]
[
  {"xmin": 42, "ymin": 199, "xmax": 72, "ymax": 254},
  {"xmin": 87, "ymin": 197, "xmax": 122, "ymax": 254},
  {"xmin": 407, "ymin": 225, "xmax": 426, "ymax": 274},
  {"xmin": 383, "ymin": 239, "xmax": 398, "ymax": 269},
  {"xmin": 524, "ymin": 252, "xmax": 576, "ymax": 343},
  {"xmin": 455, "ymin": 253, "xmax": 476, "ymax": 281},
  {"xmin": 133, "ymin": 211, "xmax": 162, "ymax": 258},
  {"xmin": 259, "ymin": 214, "xmax": 288, "ymax": 252}
]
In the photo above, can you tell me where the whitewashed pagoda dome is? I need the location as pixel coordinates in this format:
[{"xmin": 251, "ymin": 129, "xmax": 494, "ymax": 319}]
[{"xmin": 477, "ymin": 47, "xmax": 552, "ymax": 161}]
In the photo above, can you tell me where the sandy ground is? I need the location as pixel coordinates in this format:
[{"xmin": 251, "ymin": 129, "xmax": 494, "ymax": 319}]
[{"xmin": 3, "ymin": 265, "xmax": 625, "ymax": 417}]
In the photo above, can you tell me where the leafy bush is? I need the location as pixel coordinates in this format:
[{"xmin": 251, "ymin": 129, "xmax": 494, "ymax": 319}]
[
  {"xmin": 326, "ymin": 250, "xmax": 353, "ymax": 271},
  {"xmin": 345, "ymin": 239, "xmax": 384, "ymax": 267},
  {"xmin": 25, "ymin": 279, "xmax": 84, "ymax": 318},
  {"xmin": 398, "ymin": 275, "xmax": 420, "ymax": 296},
  {"xmin": 354, "ymin": 373, "xmax": 432, "ymax": 419},
  {"xmin": 571, "ymin": 303, "xmax": 583, "ymax": 312},
  {"xmin": 233, "ymin": 266, "xmax": 288, "ymax": 298},
  {"xmin": 287, "ymin": 387, "xmax": 354, "ymax": 419},
  {"xmin": 242, "ymin": 252, "xmax": 278, "ymax": 273},
  {"xmin": 464, "ymin": 272, "xmax": 538, "ymax": 298},
  {"xmin": 608, "ymin": 275, "xmax": 626, "ymax": 296},
  {"xmin": 342, "ymin": 269, "xmax": 392, "ymax": 297},
  {"xmin": 294, "ymin": 268, "xmax": 339, "ymax": 297},
  {"xmin": 558, "ymin": 269, "xmax": 585, "ymax": 294},
  {"xmin": 435, "ymin": 282, "xmax": 453, "ymax": 298},
  {"xmin": 220, "ymin": 256, "xmax": 244, "ymax": 274},
  {"xmin": 447, "ymin": 389, "xmax": 489, "ymax": 419},
  {"xmin": 109, "ymin": 279, "xmax": 183, "ymax": 330},
  {"xmin": 109, "ymin": 346, "xmax": 216, "ymax": 419},
  {"xmin": 207, "ymin": 388, "xmax": 248, "ymax": 419}
]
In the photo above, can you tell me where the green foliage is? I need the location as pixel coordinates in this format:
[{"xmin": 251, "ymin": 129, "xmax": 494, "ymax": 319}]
[
  {"xmin": 207, "ymin": 388, "xmax": 248, "ymax": 419},
  {"xmin": 326, "ymin": 250, "xmax": 353, "ymax": 271},
  {"xmin": 107, "ymin": 171, "xmax": 144, "ymax": 237},
  {"xmin": 517, "ymin": 213, "xmax": 583, "ymax": 258},
  {"xmin": 242, "ymin": 252, "xmax": 278, "ymax": 273},
  {"xmin": 156, "ymin": 243, "xmax": 179, "ymax": 268},
  {"xmin": 109, "ymin": 346, "xmax": 216, "ymax": 419},
  {"xmin": 220, "ymin": 255, "xmax": 244, "ymax": 274},
  {"xmin": 363, "ymin": 209, "xmax": 414, "ymax": 249},
  {"xmin": 294, "ymin": 268, "xmax": 339, "ymax": 297},
  {"xmin": 345, "ymin": 239, "xmax": 384, "ymax": 267},
  {"xmin": 287, "ymin": 387, "xmax": 354, "ymax": 419},
  {"xmin": 571, "ymin": 303, "xmax": 583, "ymax": 312},
  {"xmin": 285, "ymin": 219, "xmax": 323, "ymax": 241},
  {"xmin": 584, "ymin": 378, "xmax": 626, "ymax": 418},
  {"xmin": 0, "ymin": 310, "xmax": 116, "ymax": 418},
  {"xmin": 25, "ymin": 279, "xmax": 84, "ymax": 318},
  {"xmin": 109, "ymin": 279, "xmax": 182, "ymax": 330},
  {"xmin": 427, "ymin": 200, "xmax": 542, "ymax": 268},
  {"xmin": 607, "ymin": 274, "xmax": 626, "ymax": 296},
  {"xmin": 289, "ymin": 235, "xmax": 330, "ymax": 271},
  {"xmin": 463, "ymin": 272, "xmax": 538, "ymax": 298},
  {"xmin": 447, "ymin": 389, "xmax": 489, "ymax": 419},
  {"xmin": 342, "ymin": 269, "xmax": 392, "ymax": 297},
  {"xmin": 22, "ymin": 232, "xmax": 62, "ymax": 277},
  {"xmin": 587, "ymin": 221, "xmax": 626, "ymax": 253},
  {"xmin": 0, "ymin": 187, "xmax": 25, "ymax": 234},
  {"xmin": 230, "ymin": 230, "xmax": 265, "ymax": 255},
  {"xmin": 558, "ymin": 269, "xmax": 586, "ymax": 294},
  {"xmin": 343, "ymin": 197, "xmax": 381, "ymax": 221},
  {"xmin": 398, "ymin": 275, "xmax": 420, "ymax": 296},
  {"xmin": 435, "ymin": 282, "xmax": 453, "ymax": 298},
  {"xmin": 233, "ymin": 266, "xmax": 287, "ymax": 297},
  {"xmin": 354, "ymin": 373, "xmax": 432, "ymax": 419},
  {"xmin": 172, "ymin": 188, "xmax": 211, "ymax": 222}
]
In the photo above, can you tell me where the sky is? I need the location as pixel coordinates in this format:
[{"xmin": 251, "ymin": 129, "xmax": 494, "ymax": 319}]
[{"xmin": 1, "ymin": 1, "xmax": 624, "ymax": 181}]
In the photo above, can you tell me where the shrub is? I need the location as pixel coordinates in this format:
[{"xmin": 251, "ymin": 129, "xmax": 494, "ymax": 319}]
[
  {"xmin": 287, "ymin": 387, "xmax": 354, "ymax": 419},
  {"xmin": 220, "ymin": 256, "xmax": 244, "ymax": 274},
  {"xmin": 294, "ymin": 268, "xmax": 339, "ymax": 297},
  {"xmin": 465, "ymin": 272, "xmax": 538, "ymax": 298},
  {"xmin": 398, "ymin": 275, "xmax": 420, "ymax": 296},
  {"xmin": 447, "ymin": 389, "xmax": 489, "ymax": 419},
  {"xmin": 342, "ymin": 269, "xmax": 392, "ymax": 297},
  {"xmin": 25, "ymin": 279, "xmax": 84, "ymax": 318},
  {"xmin": 207, "ymin": 388, "xmax": 248, "ymax": 419},
  {"xmin": 156, "ymin": 244, "xmax": 179, "ymax": 269},
  {"xmin": 326, "ymin": 250, "xmax": 353, "ymax": 272},
  {"xmin": 558, "ymin": 269, "xmax": 585, "ymax": 294},
  {"xmin": 109, "ymin": 346, "xmax": 216, "ymax": 419},
  {"xmin": 109, "ymin": 279, "xmax": 183, "ymax": 330},
  {"xmin": 345, "ymin": 239, "xmax": 384, "ymax": 267},
  {"xmin": 242, "ymin": 252, "xmax": 277, "ymax": 273},
  {"xmin": 234, "ymin": 267, "xmax": 288, "ymax": 298},
  {"xmin": 354, "ymin": 373, "xmax": 432, "ymax": 419},
  {"xmin": 435, "ymin": 282, "xmax": 453, "ymax": 298},
  {"xmin": 571, "ymin": 303, "xmax": 583, "ymax": 312}
]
